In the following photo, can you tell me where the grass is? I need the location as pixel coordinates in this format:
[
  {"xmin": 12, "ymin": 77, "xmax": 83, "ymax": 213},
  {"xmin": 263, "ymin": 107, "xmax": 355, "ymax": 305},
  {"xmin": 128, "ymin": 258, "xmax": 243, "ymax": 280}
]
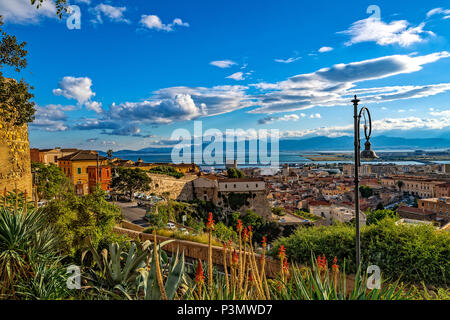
[{"xmin": 143, "ymin": 227, "xmax": 223, "ymax": 247}]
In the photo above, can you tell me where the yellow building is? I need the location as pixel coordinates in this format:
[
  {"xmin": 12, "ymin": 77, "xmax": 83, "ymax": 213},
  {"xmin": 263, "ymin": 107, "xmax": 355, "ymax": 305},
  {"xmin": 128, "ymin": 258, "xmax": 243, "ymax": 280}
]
[{"xmin": 58, "ymin": 150, "xmax": 108, "ymax": 195}]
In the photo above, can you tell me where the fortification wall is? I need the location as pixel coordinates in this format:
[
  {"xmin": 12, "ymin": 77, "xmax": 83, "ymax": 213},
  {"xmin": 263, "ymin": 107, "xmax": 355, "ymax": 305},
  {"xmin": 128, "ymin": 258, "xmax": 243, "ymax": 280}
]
[
  {"xmin": 146, "ymin": 173, "xmax": 196, "ymax": 201},
  {"xmin": 0, "ymin": 119, "xmax": 32, "ymax": 197}
]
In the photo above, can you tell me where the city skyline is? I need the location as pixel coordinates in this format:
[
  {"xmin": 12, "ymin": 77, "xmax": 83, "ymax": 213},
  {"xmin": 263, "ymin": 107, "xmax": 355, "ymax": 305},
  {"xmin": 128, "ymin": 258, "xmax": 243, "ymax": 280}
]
[{"xmin": 1, "ymin": 0, "xmax": 450, "ymax": 151}]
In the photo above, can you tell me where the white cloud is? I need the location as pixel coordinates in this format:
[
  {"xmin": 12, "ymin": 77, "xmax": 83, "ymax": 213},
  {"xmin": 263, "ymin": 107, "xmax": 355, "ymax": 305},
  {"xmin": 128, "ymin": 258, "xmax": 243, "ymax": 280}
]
[
  {"xmin": 53, "ymin": 76, "xmax": 96, "ymax": 104},
  {"xmin": 140, "ymin": 14, "xmax": 189, "ymax": 32},
  {"xmin": 258, "ymin": 114, "xmax": 300, "ymax": 124},
  {"xmin": 427, "ymin": 8, "xmax": 450, "ymax": 19},
  {"xmin": 249, "ymin": 51, "xmax": 450, "ymax": 114},
  {"xmin": 318, "ymin": 47, "xmax": 333, "ymax": 53},
  {"xmin": 85, "ymin": 101, "xmax": 103, "ymax": 114},
  {"xmin": 30, "ymin": 104, "xmax": 75, "ymax": 132},
  {"xmin": 274, "ymin": 57, "xmax": 301, "ymax": 63},
  {"xmin": 90, "ymin": 4, "xmax": 129, "ymax": 24},
  {"xmin": 340, "ymin": 17, "xmax": 434, "ymax": 47},
  {"xmin": 280, "ymin": 116, "xmax": 450, "ymax": 138},
  {"xmin": 210, "ymin": 60, "xmax": 237, "ymax": 68},
  {"xmin": 108, "ymin": 94, "xmax": 207, "ymax": 125},
  {"xmin": 0, "ymin": 0, "xmax": 56, "ymax": 24},
  {"xmin": 226, "ymin": 72, "xmax": 245, "ymax": 81},
  {"xmin": 429, "ymin": 110, "xmax": 450, "ymax": 117},
  {"xmin": 309, "ymin": 113, "xmax": 321, "ymax": 118}
]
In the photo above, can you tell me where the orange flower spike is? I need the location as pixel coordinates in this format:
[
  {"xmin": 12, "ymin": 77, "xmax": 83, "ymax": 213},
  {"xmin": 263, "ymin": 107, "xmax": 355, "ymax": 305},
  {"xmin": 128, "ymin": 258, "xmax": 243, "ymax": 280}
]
[
  {"xmin": 261, "ymin": 236, "xmax": 267, "ymax": 248},
  {"xmin": 237, "ymin": 219, "xmax": 243, "ymax": 232},
  {"xmin": 247, "ymin": 226, "xmax": 253, "ymax": 238},
  {"xmin": 243, "ymin": 227, "xmax": 249, "ymax": 242},
  {"xmin": 232, "ymin": 250, "xmax": 239, "ymax": 266},
  {"xmin": 206, "ymin": 212, "xmax": 215, "ymax": 230},
  {"xmin": 332, "ymin": 256, "xmax": 339, "ymax": 272},
  {"xmin": 283, "ymin": 259, "xmax": 289, "ymax": 273},
  {"xmin": 278, "ymin": 245, "xmax": 286, "ymax": 261},
  {"xmin": 195, "ymin": 260, "xmax": 205, "ymax": 284}
]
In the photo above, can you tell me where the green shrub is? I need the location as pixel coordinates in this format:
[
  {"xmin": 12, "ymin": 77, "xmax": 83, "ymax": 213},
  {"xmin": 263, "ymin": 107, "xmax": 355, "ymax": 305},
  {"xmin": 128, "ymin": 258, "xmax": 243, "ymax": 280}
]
[
  {"xmin": 271, "ymin": 218, "xmax": 450, "ymax": 286},
  {"xmin": 148, "ymin": 165, "xmax": 184, "ymax": 178}
]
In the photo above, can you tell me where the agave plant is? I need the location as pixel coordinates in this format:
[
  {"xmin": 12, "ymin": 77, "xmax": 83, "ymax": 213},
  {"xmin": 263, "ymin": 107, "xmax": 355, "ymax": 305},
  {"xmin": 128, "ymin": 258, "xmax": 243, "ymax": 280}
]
[
  {"xmin": 15, "ymin": 259, "xmax": 70, "ymax": 300},
  {"xmin": 0, "ymin": 206, "xmax": 61, "ymax": 298},
  {"xmin": 82, "ymin": 231, "xmax": 187, "ymax": 300},
  {"xmin": 272, "ymin": 254, "xmax": 417, "ymax": 300}
]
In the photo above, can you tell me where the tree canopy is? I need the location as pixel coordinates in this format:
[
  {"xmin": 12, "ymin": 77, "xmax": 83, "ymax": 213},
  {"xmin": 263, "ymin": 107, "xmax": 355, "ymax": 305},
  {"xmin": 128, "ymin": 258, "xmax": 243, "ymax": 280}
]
[{"xmin": 111, "ymin": 168, "xmax": 151, "ymax": 199}]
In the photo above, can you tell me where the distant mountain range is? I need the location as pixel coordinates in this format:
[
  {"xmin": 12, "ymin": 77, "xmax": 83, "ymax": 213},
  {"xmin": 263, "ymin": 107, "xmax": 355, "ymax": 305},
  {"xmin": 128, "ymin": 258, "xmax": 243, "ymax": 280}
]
[{"xmin": 103, "ymin": 135, "xmax": 450, "ymax": 155}]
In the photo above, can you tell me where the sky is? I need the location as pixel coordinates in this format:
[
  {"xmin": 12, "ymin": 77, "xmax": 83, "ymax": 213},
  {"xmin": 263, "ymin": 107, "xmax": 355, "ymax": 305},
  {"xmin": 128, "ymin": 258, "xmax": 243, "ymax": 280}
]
[{"xmin": 1, "ymin": 0, "xmax": 450, "ymax": 151}]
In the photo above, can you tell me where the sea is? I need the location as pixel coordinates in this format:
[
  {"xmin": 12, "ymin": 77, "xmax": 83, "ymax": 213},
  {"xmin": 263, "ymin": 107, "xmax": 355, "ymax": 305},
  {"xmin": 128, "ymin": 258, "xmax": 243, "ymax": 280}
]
[{"xmin": 112, "ymin": 151, "xmax": 449, "ymax": 170}]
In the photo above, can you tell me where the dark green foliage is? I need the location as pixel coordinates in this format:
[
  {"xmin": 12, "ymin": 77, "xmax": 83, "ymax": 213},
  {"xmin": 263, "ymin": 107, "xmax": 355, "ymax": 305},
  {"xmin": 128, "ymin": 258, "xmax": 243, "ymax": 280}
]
[
  {"xmin": 271, "ymin": 218, "xmax": 450, "ymax": 285},
  {"xmin": 366, "ymin": 209, "xmax": 399, "ymax": 225},
  {"xmin": 148, "ymin": 165, "xmax": 184, "ymax": 179},
  {"xmin": 272, "ymin": 207, "xmax": 286, "ymax": 216},
  {"xmin": 0, "ymin": 17, "xmax": 35, "ymax": 125},
  {"xmin": 44, "ymin": 186, "xmax": 122, "ymax": 256},
  {"xmin": 376, "ymin": 202, "xmax": 385, "ymax": 210},
  {"xmin": 31, "ymin": 162, "xmax": 72, "ymax": 200},
  {"xmin": 30, "ymin": 0, "xmax": 68, "ymax": 18},
  {"xmin": 111, "ymin": 167, "xmax": 151, "ymax": 199},
  {"xmin": 223, "ymin": 192, "xmax": 250, "ymax": 210},
  {"xmin": 227, "ymin": 168, "xmax": 245, "ymax": 178},
  {"xmin": 359, "ymin": 185, "xmax": 373, "ymax": 198}
]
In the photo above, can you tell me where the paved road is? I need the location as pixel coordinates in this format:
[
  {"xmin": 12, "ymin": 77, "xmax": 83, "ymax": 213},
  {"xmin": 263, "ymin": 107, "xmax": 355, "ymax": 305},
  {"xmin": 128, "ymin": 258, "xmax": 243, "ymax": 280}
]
[{"xmin": 113, "ymin": 201, "xmax": 150, "ymax": 228}]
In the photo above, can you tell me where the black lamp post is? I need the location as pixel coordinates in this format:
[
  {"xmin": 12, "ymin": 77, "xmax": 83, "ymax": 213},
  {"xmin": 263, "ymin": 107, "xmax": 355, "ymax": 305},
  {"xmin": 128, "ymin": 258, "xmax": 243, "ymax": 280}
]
[{"xmin": 351, "ymin": 95, "xmax": 378, "ymax": 269}]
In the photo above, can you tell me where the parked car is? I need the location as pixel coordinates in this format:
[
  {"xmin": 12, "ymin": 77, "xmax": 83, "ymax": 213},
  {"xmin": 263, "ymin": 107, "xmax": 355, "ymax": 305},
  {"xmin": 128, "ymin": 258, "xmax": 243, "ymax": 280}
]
[{"xmin": 167, "ymin": 222, "xmax": 176, "ymax": 230}]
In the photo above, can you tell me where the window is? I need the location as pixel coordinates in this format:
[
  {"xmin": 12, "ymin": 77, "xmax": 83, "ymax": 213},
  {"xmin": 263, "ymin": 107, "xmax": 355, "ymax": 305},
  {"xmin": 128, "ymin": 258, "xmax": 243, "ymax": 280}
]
[{"xmin": 78, "ymin": 168, "xmax": 81, "ymax": 174}]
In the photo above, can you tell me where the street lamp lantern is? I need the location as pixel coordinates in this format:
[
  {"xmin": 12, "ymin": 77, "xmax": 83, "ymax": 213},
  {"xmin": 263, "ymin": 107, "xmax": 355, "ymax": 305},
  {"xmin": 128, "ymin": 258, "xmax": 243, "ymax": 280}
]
[
  {"xmin": 361, "ymin": 140, "xmax": 378, "ymax": 160},
  {"xmin": 352, "ymin": 95, "xmax": 378, "ymax": 270}
]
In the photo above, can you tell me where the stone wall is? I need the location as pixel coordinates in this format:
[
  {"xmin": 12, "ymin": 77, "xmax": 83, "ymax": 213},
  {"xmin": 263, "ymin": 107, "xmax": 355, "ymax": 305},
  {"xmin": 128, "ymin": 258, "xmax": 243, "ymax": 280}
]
[
  {"xmin": 0, "ymin": 118, "xmax": 32, "ymax": 198},
  {"xmin": 113, "ymin": 225, "xmax": 281, "ymax": 278},
  {"xmin": 146, "ymin": 173, "xmax": 196, "ymax": 201}
]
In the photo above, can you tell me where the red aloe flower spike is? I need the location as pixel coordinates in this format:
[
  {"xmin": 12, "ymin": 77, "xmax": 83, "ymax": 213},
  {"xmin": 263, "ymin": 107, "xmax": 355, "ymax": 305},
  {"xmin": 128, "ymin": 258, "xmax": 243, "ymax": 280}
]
[
  {"xmin": 232, "ymin": 250, "xmax": 239, "ymax": 265},
  {"xmin": 206, "ymin": 212, "xmax": 215, "ymax": 230},
  {"xmin": 332, "ymin": 256, "xmax": 339, "ymax": 272},
  {"xmin": 195, "ymin": 260, "xmax": 205, "ymax": 284},
  {"xmin": 243, "ymin": 227, "xmax": 249, "ymax": 242},
  {"xmin": 278, "ymin": 245, "xmax": 286, "ymax": 261},
  {"xmin": 283, "ymin": 259, "xmax": 289, "ymax": 272},
  {"xmin": 237, "ymin": 219, "xmax": 243, "ymax": 232},
  {"xmin": 261, "ymin": 236, "xmax": 267, "ymax": 247}
]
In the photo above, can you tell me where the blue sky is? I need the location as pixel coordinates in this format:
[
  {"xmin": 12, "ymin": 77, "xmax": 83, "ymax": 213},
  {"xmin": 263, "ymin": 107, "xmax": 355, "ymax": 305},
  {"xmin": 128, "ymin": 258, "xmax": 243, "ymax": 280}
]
[{"xmin": 1, "ymin": 0, "xmax": 450, "ymax": 151}]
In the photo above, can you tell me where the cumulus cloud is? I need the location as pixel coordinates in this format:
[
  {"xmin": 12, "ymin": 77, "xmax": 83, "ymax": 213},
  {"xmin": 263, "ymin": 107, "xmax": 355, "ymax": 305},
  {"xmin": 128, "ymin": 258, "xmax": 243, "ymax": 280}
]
[
  {"xmin": 53, "ymin": 76, "xmax": 95, "ymax": 104},
  {"xmin": 0, "ymin": 0, "xmax": 56, "ymax": 24},
  {"xmin": 90, "ymin": 4, "xmax": 130, "ymax": 24},
  {"xmin": 248, "ymin": 51, "xmax": 450, "ymax": 114},
  {"xmin": 258, "ymin": 114, "xmax": 300, "ymax": 124},
  {"xmin": 429, "ymin": 109, "xmax": 450, "ymax": 117},
  {"xmin": 274, "ymin": 57, "xmax": 301, "ymax": 63},
  {"xmin": 140, "ymin": 14, "xmax": 189, "ymax": 31},
  {"xmin": 340, "ymin": 17, "xmax": 434, "ymax": 47},
  {"xmin": 309, "ymin": 113, "xmax": 321, "ymax": 118},
  {"xmin": 29, "ymin": 104, "xmax": 75, "ymax": 132},
  {"xmin": 318, "ymin": 47, "xmax": 333, "ymax": 53},
  {"xmin": 53, "ymin": 76, "xmax": 103, "ymax": 113},
  {"xmin": 85, "ymin": 101, "xmax": 103, "ymax": 114},
  {"xmin": 210, "ymin": 60, "xmax": 237, "ymax": 68}
]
